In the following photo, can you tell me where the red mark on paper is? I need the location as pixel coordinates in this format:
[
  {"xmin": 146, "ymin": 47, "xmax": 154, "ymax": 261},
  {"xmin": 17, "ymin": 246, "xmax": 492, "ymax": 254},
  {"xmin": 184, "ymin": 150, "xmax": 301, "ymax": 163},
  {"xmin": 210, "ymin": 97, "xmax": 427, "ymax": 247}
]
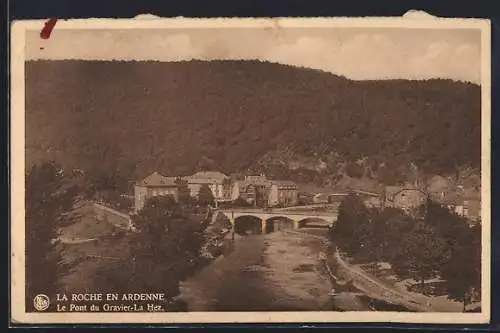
[{"xmin": 40, "ymin": 18, "xmax": 58, "ymax": 39}]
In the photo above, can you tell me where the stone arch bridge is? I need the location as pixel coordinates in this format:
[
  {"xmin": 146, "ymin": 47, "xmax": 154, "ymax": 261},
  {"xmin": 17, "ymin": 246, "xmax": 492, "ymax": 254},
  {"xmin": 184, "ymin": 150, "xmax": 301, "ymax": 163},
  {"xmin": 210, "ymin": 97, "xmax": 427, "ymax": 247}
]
[{"xmin": 216, "ymin": 208, "xmax": 337, "ymax": 234}]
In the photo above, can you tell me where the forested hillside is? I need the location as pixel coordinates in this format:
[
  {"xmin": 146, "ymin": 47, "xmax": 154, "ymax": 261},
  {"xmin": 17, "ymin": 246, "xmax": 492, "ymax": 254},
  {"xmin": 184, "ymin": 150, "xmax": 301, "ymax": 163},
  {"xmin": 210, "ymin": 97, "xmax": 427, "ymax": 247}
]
[{"xmin": 25, "ymin": 60, "xmax": 481, "ymax": 187}]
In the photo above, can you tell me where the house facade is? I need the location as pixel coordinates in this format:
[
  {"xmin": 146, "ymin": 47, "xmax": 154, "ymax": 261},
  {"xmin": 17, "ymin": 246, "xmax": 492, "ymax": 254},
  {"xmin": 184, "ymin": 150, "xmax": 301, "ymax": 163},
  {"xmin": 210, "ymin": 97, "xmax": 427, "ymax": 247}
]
[
  {"xmin": 230, "ymin": 174, "xmax": 266, "ymax": 205},
  {"xmin": 268, "ymin": 181, "xmax": 298, "ymax": 207},
  {"xmin": 463, "ymin": 198, "xmax": 481, "ymax": 223},
  {"xmin": 134, "ymin": 172, "xmax": 188, "ymax": 213},
  {"xmin": 383, "ymin": 186, "xmax": 427, "ymax": 212},
  {"xmin": 185, "ymin": 171, "xmax": 228, "ymax": 203},
  {"xmin": 296, "ymin": 184, "xmax": 348, "ymax": 205},
  {"xmin": 430, "ymin": 189, "xmax": 481, "ymax": 223},
  {"xmin": 297, "ymin": 192, "xmax": 315, "ymax": 205},
  {"xmin": 430, "ymin": 191, "xmax": 465, "ymax": 216},
  {"xmin": 244, "ymin": 174, "xmax": 268, "ymax": 183},
  {"xmin": 354, "ymin": 190, "xmax": 383, "ymax": 208},
  {"xmin": 230, "ymin": 174, "xmax": 298, "ymax": 207},
  {"xmin": 362, "ymin": 196, "xmax": 383, "ymax": 209},
  {"xmin": 312, "ymin": 193, "xmax": 330, "ymax": 204}
]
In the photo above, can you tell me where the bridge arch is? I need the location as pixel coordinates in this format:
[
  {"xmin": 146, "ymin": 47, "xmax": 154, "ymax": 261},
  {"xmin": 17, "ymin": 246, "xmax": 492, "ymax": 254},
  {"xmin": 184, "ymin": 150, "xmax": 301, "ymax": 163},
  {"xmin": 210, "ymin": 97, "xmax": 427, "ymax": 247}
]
[
  {"xmin": 217, "ymin": 209, "xmax": 336, "ymax": 234},
  {"xmin": 264, "ymin": 216, "xmax": 295, "ymax": 234},
  {"xmin": 234, "ymin": 215, "xmax": 263, "ymax": 235},
  {"xmin": 296, "ymin": 217, "xmax": 331, "ymax": 228}
]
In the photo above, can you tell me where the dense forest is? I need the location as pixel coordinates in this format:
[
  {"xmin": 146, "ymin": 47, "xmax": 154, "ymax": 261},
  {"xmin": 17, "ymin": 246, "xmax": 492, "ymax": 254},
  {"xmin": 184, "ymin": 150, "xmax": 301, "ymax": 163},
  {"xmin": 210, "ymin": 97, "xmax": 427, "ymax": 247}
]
[{"xmin": 25, "ymin": 60, "xmax": 481, "ymax": 187}]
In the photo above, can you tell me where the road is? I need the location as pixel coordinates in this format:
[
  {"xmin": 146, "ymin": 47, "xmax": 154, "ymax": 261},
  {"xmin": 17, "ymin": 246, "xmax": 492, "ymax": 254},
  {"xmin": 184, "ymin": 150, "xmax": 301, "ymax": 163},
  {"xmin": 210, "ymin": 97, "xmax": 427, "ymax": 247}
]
[
  {"xmin": 292, "ymin": 228, "xmax": 417, "ymax": 312},
  {"xmin": 180, "ymin": 229, "xmax": 378, "ymax": 311}
]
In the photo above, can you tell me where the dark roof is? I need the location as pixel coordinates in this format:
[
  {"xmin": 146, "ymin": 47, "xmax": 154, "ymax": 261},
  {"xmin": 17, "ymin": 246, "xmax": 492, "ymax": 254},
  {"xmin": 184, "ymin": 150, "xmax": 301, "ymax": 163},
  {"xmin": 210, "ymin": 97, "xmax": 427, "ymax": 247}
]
[
  {"xmin": 354, "ymin": 190, "xmax": 380, "ymax": 197},
  {"xmin": 270, "ymin": 180, "xmax": 297, "ymax": 188},
  {"xmin": 430, "ymin": 192, "xmax": 464, "ymax": 206},
  {"xmin": 189, "ymin": 171, "xmax": 228, "ymax": 182},
  {"xmin": 137, "ymin": 172, "xmax": 179, "ymax": 187},
  {"xmin": 250, "ymin": 180, "xmax": 271, "ymax": 187},
  {"xmin": 391, "ymin": 187, "xmax": 426, "ymax": 196},
  {"xmin": 235, "ymin": 180, "xmax": 269, "ymax": 192}
]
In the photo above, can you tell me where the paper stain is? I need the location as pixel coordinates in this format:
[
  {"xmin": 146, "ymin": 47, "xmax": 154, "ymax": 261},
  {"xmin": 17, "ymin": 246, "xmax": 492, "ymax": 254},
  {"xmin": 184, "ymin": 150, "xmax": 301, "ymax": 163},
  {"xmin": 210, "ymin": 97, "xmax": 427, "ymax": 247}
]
[{"xmin": 40, "ymin": 18, "xmax": 58, "ymax": 39}]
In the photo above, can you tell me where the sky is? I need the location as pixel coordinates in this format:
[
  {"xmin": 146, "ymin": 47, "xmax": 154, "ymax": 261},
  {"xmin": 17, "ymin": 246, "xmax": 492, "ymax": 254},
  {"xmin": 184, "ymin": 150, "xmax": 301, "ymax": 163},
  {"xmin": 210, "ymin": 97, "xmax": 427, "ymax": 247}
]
[{"xmin": 26, "ymin": 27, "xmax": 482, "ymax": 83}]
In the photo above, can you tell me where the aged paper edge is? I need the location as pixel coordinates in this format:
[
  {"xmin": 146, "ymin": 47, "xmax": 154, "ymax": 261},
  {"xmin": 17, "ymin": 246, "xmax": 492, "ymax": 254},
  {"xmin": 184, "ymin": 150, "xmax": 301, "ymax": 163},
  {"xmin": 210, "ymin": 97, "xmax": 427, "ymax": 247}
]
[{"xmin": 10, "ymin": 17, "xmax": 492, "ymax": 324}]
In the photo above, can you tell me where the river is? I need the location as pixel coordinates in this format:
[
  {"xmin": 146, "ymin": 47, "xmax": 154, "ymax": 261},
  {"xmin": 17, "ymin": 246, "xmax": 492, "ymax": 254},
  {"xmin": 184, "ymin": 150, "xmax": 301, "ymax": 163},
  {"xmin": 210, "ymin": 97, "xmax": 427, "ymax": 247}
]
[{"xmin": 180, "ymin": 229, "xmax": 411, "ymax": 312}]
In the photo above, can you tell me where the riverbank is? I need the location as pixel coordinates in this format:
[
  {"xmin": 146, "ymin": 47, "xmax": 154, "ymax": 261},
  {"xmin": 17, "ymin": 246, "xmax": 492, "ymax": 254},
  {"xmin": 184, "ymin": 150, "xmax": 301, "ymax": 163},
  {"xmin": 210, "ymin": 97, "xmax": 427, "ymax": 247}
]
[
  {"xmin": 284, "ymin": 229, "xmax": 414, "ymax": 312},
  {"xmin": 342, "ymin": 255, "xmax": 480, "ymax": 312},
  {"xmin": 180, "ymin": 231, "xmax": 342, "ymax": 311},
  {"xmin": 288, "ymin": 228, "xmax": 481, "ymax": 313},
  {"xmin": 332, "ymin": 249, "xmax": 429, "ymax": 312}
]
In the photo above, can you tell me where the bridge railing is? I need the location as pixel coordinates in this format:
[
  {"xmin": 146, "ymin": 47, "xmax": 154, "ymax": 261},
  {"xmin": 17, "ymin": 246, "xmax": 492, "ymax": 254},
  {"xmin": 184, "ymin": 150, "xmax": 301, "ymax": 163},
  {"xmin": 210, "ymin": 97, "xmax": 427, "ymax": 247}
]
[{"xmin": 218, "ymin": 209, "xmax": 337, "ymax": 217}]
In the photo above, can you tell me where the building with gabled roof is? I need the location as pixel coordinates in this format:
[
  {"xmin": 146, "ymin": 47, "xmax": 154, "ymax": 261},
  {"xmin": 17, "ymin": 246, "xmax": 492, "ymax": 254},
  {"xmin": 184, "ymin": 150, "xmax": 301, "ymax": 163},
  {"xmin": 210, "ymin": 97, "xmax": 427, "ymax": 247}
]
[
  {"xmin": 134, "ymin": 171, "xmax": 188, "ymax": 213},
  {"xmin": 382, "ymin": 186, "xmax": 427, "ymax": 217},
  {"xmin": 430, "ymin": 189, "xmax": 481, "ymax": 223},
  {"xmin": 189, "ymin": 171, "xmax": 228, "ymax": 182},
  {"xmin": 137, "ymin": 171, "xmax": 179, "ymax": 187},
  {"xmin": 268, "ymin": 180, "xmax": 298, "ymax": 207},
  {"xmin": 184, "ymin": 170, "xmax": 229, "ymax": 204},
  {"xmin": 229, "ymin": 174, "xmax": 298, "ymax": 208}
]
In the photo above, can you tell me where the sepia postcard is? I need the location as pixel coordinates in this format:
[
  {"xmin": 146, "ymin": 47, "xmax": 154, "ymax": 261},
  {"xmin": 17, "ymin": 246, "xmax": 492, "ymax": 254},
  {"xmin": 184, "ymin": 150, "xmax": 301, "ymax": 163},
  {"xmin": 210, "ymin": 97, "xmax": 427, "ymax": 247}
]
[{"xmin": 10, "ymin": 16, "xmax": 491, "ymax": 325}]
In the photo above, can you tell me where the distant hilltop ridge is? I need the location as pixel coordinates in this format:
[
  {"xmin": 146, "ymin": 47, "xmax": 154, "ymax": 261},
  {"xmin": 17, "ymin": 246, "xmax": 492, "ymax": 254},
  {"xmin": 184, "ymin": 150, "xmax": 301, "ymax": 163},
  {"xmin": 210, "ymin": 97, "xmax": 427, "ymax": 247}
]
[
  {"xmin": 25, "ymin": 59, "xmax": 481, "ymax": 188},
  {"xmin": 25, "ymin": 59, "xmax": 481, "ymax": 85}
]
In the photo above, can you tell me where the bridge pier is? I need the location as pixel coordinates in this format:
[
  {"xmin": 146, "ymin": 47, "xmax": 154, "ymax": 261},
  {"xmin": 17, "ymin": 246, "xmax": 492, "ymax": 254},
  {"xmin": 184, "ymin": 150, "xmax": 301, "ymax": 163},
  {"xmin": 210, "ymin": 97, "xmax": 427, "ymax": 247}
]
[
  {"xmin": 229, "ymin": 215, "xmax": 235, "ymax": 230},
  {"xmin": 221, "ymin": 209, "xmax": 336, "ymax": 234}
]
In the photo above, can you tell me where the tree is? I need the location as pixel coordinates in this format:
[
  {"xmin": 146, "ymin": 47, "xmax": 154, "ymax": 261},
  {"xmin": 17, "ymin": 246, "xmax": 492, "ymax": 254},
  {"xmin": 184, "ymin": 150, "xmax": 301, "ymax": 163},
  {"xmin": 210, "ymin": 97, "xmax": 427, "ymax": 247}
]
[
  {"xmin": 93, "ymin": 195, "xmax": 206, "ymax": 309},
  {"xmin": 25, "ymin": 161, "xmax": 80, "ymax": 311},
  {"xmin": 83, "ymin": 166, "xmax": 129, "ymax": 203},
  {"xmin": 332, "ymin": 194, "xmax": 371, "ymax": 255},
  {"xmin": 421, "ymin": 198, "xmax": 480, "ymax": 309},
  {"xmin": 345, "ymin": 162, "xmax": 365, "ymax": 178},
  {"xmin": 377, "ymin": 163, "xmax": 407, "ymax": 185},
  {"xmin": 198, "ymin": 184, "xmax": 215, "ymax": 207},
  {"xmin": 391, "ymin": 221, "xmax": 450, "ymax": 289},
  {"xmin": 363, "ymin": 208, "xmax": 390, "ymax": 273},
  {"xmin": 379, "ymin": 207, "xmax": 414, "ymax": 260},
  {"xmin": 441, "ymin": 224, "xmax": 481, "ymax": 312},
  {"xmin": 424, "ymin": 199, "xmax": 469, "ymax": 248}
]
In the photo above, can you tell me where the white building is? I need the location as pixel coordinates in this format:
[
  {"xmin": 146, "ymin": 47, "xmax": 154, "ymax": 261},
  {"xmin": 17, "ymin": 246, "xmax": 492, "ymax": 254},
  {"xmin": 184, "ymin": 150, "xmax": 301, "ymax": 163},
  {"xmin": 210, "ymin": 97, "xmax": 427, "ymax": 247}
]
[
  {"xmin": 134, "ymin": 172, "xmax": 187, "ymax": 213},
  {"xmin": 185, "ymin": 171, "xmax": 229, "ymax": 203}
]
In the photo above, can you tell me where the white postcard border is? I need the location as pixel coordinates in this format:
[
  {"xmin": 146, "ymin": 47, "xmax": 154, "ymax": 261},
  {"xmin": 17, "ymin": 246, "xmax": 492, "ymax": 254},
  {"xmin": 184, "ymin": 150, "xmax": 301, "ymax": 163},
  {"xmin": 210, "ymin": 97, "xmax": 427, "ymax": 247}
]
[{"xmin": 10, "ymin": 17, "xmax": 492, "ymax": 325}]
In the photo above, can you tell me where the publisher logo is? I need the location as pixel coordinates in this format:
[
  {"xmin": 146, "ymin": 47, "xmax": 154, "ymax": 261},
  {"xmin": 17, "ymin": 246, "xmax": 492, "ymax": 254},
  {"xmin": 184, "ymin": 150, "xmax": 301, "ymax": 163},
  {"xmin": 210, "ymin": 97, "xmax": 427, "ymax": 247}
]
[{"xmin": 33, "ymin": 294, "xmax": 50, "ymax": 311}]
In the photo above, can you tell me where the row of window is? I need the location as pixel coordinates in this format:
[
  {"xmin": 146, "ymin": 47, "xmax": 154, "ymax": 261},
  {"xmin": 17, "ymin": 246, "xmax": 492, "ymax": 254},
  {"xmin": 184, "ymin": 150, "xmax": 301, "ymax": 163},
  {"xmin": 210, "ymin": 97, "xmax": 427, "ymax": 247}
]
[
  {"xmin": 279, "ymin": 191, "xmax": 297, "ymax": 198},
  {"xmin": 149, "ymin": 189, "xmax": 176, "ymax": 196}
]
